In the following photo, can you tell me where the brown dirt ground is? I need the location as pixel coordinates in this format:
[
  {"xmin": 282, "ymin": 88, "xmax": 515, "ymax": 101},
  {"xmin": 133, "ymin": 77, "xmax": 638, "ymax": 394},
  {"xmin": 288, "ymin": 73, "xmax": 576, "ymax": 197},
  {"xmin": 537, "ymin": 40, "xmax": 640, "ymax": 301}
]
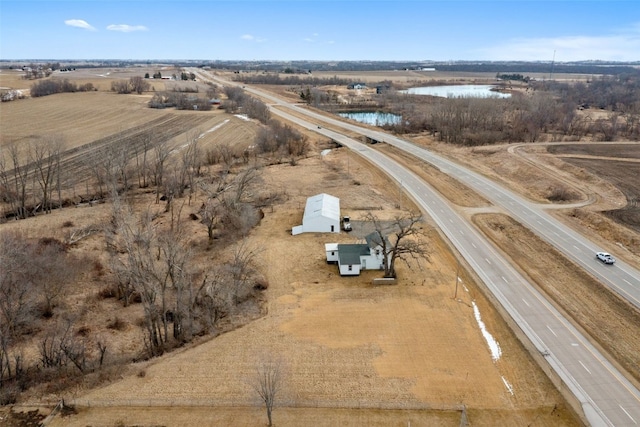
[{"xmin": 26, "ymin": 149, "xmax": 576, "ymax": 426}]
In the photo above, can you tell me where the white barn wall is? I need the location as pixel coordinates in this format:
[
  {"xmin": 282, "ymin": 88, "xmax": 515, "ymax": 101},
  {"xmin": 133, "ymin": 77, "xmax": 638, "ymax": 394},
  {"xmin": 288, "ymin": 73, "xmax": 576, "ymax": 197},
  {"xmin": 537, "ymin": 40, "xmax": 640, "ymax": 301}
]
[{"xmin": 292, "ymin": 193, "xmax": 341, "ymax": 235}]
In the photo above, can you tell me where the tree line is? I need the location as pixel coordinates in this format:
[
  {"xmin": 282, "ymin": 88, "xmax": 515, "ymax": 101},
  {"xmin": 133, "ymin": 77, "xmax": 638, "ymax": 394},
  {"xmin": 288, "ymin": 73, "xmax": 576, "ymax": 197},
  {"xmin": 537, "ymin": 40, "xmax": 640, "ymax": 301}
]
[
  {"xmin": 30, "ymin": 79, "xmax": 96, "ymax": 97},
  {"xmin": 233, "ymin": 73, "xmax": 351, "ymax": 87}
]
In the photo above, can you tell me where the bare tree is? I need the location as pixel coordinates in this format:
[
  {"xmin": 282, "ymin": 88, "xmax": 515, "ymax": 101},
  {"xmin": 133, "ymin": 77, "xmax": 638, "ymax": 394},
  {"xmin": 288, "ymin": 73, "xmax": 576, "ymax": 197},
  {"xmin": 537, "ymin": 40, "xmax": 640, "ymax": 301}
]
[
  {"xmin": 134, "ymin": 131, "xmax": 154, "ymax": 189},
  {"xmin": 199, "ymin": 173, "xmax": 230, "ymax": 241},
  {"xmin": 130, "ymin": 76, "xmax": 150, "ymax": 94},
  {"xmin": 194, "ymin": 268, "xmax": 230, "ymax": 333},
  {"xmin": 0, "ymin": 232, "xmax": 36, "ymax": 337},
  {"xmin": 111, "ymin": 80, "xmax": 132, "ymax": 94},
  {"xmin": 108, "ymin": 204, "xmax": 165, "ymax": 356},
  {"xmin": 180, "ymin": 132, "xmax": 201, "ymax": 205},
  {"xmin": 108, "ymin": 200, "xmax": 199, "ymax": 354},
  {"xmin": 5, "ymin": 143, "xmax": 31, "ymax": 219},
  {"xmin": 31, "ymin": 238, "xmax": 79, "ymax": 318},
  {"xmin": 364, "ymin": 211, "xmax": 429, "ymax": 278},
  {"xmin": 252, "ymin": 356, "xmax": 284, "ymax": 427},
  {"xmin": 30, "ymin": 135, "xmax": 64, "ymax": 214},
  {"xmin": 151, "ymin": 140, "xmax": 171, "ymax": 203},
  {"xmin": 225, "ymin": 240, "xmax": 260, "ymax": 305}
]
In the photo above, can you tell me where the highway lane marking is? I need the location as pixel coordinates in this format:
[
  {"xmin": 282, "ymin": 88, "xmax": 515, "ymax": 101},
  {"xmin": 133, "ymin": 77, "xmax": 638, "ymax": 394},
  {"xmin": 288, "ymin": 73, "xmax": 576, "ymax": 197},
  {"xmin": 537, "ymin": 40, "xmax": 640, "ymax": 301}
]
[
  {"xmin": 459, "ymin": 230, "xmax": 464, "ymax": 235},
  {"xmin": 501, "ymin": 276, "xmax": 508, "ymax": 283},
  {"xmin": 619, "ymin": 404, "xmax": 637, "ymax": 424},
  {"xmin": 573, "ymin": 245, "xmax": 580, "ymax": 251},
  {"xmin": 624, "ymin": 279, "xmax": 632, "ymax": 286},
  {"xmin": 546, "ymin": 325, "xmax": 558, "ymax": 337},
  {"xmin": 579, "ymin": 360, "xmax": 592, "ymax": 374},
  {"xmin": 522, "ymin": 298, "xmax": 530, "ymax": 307},
  {"xmin": 471, "ymin": 242, "xmax": 476, "ymax": 249},
  {"xmin": 485, "ymin": 258, "xmax": 492, "ymax": 265}
]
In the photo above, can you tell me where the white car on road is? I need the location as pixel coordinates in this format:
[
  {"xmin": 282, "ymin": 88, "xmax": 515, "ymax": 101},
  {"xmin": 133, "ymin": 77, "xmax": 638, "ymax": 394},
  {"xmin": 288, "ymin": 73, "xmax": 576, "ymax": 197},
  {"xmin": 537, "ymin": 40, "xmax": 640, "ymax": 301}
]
[{"xmin": 596, "ymin": 251, "xmax": 615, "ymax": 264}]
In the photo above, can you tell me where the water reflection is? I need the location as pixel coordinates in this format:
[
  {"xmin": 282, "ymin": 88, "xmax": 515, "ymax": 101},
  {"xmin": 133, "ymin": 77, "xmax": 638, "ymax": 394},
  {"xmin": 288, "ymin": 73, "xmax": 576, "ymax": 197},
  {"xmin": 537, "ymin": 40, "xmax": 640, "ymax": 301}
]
[
  {"xmin": 337, "ymin": 111, "xmax": 402, "ymax": 126},
  {"xmin": 401, "ymin": 85, "xmax": 511, "ymax": 98}
]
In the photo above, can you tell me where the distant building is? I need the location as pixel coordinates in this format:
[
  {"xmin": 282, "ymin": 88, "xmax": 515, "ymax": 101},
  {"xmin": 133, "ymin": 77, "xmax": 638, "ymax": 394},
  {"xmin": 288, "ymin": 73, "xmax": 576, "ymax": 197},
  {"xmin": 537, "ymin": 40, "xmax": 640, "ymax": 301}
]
[{"xmin": 347, "ymin": 82, "xmax": 367, "ymax": 90}]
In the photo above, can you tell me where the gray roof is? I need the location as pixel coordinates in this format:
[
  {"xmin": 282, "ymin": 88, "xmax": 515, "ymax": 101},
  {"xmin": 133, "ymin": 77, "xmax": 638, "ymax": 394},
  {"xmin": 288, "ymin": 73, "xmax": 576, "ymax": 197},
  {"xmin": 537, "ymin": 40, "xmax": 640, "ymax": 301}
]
[
  {"xmin": 337, "ymin": 244, "xmax": 370, "ymax": 266},
  {"xmin": 365, "ymin": 232, "xmax": 388, "ymax": 249}
]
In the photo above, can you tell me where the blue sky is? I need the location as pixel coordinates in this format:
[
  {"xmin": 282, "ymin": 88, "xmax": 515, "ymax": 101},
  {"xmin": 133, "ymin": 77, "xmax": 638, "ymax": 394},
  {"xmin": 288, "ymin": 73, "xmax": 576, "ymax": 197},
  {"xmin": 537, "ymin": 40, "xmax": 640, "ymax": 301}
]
[{"xmin": 1, "ymin": 1, "xmax": 639, "ymax": 61}]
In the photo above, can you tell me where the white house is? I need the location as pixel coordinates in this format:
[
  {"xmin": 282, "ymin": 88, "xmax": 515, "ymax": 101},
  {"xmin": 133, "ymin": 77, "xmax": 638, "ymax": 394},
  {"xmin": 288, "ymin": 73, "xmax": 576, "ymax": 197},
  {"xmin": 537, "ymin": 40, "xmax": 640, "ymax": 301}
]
[
  {"xmin": 325, "ymin": 232, "xmax": 389, "ymax": 276},
  {"xmin": 292, "ymin": 193, "xmax": 341, "ymax": 235}
]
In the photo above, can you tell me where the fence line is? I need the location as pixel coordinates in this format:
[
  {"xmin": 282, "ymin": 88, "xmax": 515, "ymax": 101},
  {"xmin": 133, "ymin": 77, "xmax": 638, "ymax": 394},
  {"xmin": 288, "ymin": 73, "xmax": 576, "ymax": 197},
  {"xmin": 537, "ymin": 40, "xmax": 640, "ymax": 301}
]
[{"xmin": 67, "ymin": 397, "xmax": 465, "ymax": 413}]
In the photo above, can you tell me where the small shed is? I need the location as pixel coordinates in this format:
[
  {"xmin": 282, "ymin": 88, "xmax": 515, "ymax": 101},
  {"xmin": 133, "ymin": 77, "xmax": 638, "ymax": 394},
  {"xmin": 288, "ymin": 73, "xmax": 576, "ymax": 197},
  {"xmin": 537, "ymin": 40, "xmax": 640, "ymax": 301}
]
[{"xmin": 292, "ymin": 193, "xmax": 341, "ymax": 235}]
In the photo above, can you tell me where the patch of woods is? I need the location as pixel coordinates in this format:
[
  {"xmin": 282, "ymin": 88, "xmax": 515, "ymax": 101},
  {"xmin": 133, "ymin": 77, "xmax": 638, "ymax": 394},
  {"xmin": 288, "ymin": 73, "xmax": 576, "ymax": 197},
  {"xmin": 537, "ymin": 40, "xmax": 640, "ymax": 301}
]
[
  {"xmin": 0, "ymin": 233, "xmax": 87, "ymax": 404},
  {"xmin": 30, "ymin": 79, "xmax": 96, "ymax": 97},
  {"xmin": 0, "ymin": 94, "xmax": 312, "ymax": 403},
  {"xmin": 382, "ymin": 76, "xmax": 640, "ymax": 143}
]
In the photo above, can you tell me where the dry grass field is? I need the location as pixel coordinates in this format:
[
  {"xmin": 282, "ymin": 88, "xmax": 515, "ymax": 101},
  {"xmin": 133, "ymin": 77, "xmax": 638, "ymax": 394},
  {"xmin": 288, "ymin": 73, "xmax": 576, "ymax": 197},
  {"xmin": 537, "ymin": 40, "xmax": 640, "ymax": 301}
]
[{"xmin": 2, "ymin": 68, "xmax": 637, "ymax": 426}]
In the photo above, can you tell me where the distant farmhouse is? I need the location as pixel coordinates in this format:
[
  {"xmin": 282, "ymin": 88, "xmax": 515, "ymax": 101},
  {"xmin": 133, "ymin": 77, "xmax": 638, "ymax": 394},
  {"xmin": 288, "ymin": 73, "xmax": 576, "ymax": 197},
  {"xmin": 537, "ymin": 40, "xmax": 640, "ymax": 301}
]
[
  {"xmin": 325, "ymin": 232, "xmax": 390, "ymax": 276},
  {"xmin": 347, "ymin": 82, "xmax": 367, "ymax": 90},
  {"xmin": 292, "ymin": 193, "xmax": 341, "ymax": 235}
]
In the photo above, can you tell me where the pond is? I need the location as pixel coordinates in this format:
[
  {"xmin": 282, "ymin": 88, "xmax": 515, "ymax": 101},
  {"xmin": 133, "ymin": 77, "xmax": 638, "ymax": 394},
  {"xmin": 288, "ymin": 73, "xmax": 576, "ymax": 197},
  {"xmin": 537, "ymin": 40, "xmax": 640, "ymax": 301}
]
[
  {"xmin": 337, "ymin": 111, "xmax": 402, "ymax": 126},
  {"xmin": 401, "ymin": 85, "xmax": 511, "ymax": 99}
]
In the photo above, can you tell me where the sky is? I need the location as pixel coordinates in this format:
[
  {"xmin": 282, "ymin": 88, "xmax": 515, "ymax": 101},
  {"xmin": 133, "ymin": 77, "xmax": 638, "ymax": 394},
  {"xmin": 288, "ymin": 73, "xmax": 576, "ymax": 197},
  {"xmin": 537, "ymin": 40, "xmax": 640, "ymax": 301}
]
[{"xmin": 1, "ymin": 0, "xmax": 639, "ymax": 62}]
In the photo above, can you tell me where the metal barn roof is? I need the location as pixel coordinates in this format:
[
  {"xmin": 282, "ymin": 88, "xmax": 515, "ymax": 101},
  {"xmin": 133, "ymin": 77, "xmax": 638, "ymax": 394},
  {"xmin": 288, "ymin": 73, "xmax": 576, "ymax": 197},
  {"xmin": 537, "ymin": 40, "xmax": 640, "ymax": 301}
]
[{"xmin": 303, "ymin": 193, "xmax": 340, "ymax": 222}]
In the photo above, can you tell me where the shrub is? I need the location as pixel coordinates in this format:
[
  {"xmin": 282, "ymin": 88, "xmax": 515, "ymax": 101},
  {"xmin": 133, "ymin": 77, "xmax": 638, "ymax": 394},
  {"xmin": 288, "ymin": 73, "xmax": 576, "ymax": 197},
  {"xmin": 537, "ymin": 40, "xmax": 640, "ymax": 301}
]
[
  {"xmin": 98, "ymin": 285, "xmax": 117, "ymax": 299},
  {"xmin": 547, "ymin": 185, "xmax": 579, "ymax": 202},
  {"xmin": 107, "ymin": 317, "xmax": 127, "ymax": 331}
]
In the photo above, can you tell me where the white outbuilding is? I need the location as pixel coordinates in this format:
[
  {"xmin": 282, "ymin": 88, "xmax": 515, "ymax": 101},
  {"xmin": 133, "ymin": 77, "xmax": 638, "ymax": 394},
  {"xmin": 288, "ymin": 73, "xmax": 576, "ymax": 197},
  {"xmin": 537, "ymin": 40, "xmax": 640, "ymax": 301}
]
[{"xmin": 292, "ymin": 193, "xmax": 341, "ymax": 235}]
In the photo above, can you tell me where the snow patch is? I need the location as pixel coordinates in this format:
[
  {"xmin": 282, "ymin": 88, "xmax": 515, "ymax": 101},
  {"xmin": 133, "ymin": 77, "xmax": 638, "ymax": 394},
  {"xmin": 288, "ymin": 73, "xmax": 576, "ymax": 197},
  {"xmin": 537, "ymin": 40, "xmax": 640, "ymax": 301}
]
[
  {"xmin": 502, "ymin": 376, "xmax": 514, "ymax": 395},
  {"xmin": 199, "ymin": 119, "xmax": 229, "ymax": 139},
  {"xmin": 170, "ymin": 120, "xmax": 230, "ymax": 154},
  {"xmin": 472, "ymin": 301, "xmax": 502, "ymax": 361},
  {"xmin": 234, "ymin": 114, "xmax": 251, "ymax": 121},
  {"xmin": 321, "ymin": 149, "xmax": 332, "ymax": 157}
]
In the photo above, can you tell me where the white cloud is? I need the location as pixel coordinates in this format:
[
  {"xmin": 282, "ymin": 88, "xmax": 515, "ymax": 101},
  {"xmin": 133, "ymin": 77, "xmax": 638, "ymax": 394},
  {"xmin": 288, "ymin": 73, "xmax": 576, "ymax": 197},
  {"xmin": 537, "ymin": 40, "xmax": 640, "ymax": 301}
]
[
  {"xmin": 107, "ymin": 24, "xmax": 148, "ymax": 33},
  {"xmin": 241, "ymin": 34, "xmax": 266, "ymax": 43},
  {"xmin": 64, "ymin": 19, "xmax": 96, "ymax": 31},
  {"xmin": 478, "ymin": 25, "xmax": 640, "ymax": 61}
]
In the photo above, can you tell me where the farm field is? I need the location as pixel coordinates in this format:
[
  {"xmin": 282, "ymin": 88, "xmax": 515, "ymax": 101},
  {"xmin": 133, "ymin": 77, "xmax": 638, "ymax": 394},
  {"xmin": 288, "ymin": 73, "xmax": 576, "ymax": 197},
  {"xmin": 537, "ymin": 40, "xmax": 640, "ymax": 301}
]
[{"xmin": 3, "ymin": 69, "xmax": 639, "ymax": 426}]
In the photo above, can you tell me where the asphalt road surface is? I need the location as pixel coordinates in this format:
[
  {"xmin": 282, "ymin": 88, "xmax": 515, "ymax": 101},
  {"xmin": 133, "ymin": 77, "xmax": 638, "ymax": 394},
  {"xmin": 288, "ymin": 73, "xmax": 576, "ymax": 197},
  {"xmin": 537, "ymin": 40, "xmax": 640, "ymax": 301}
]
[{"xmin": 193, "ymin": 70, "xmax": 640, "ymax": 426}]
